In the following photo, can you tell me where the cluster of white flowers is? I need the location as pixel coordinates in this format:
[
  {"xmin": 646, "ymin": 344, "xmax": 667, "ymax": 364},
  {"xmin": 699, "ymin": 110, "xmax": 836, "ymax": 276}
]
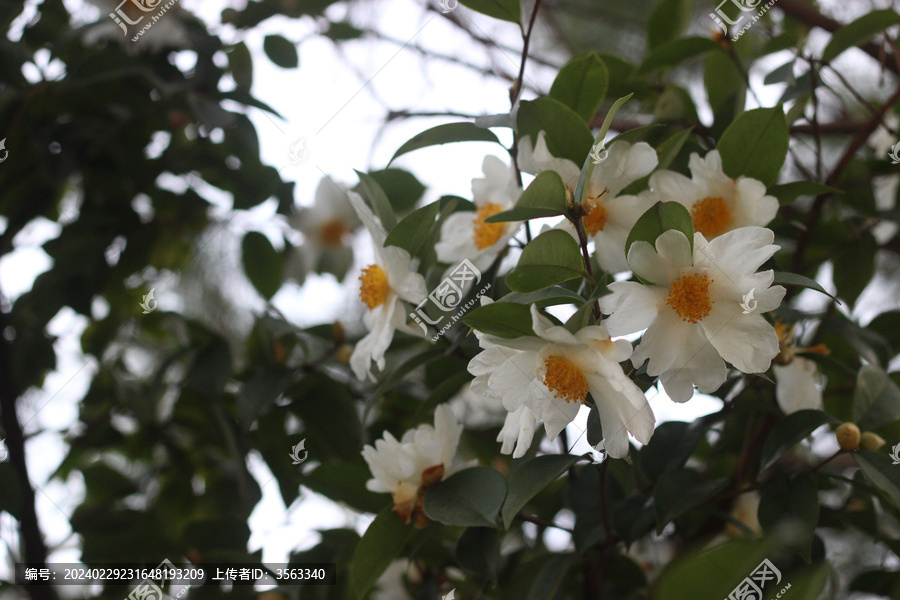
[{"xmin": 332, "ymin": 128, "xmax": 817, "ymax": 514}]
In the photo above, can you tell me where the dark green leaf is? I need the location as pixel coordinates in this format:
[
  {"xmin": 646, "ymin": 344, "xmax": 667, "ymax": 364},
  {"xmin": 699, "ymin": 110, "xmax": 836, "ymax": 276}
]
[
  {"xmin": 368, "ymin": 168, "xmax": 426, "ymax": 214},
  {"xmin": 856, "ymin": 450, "xmax": 900, "ymax": 510},
  {"xmin": 717, "ymin": 106, "xmax": 789, "ymax": 187},
  {"xmin": 639, "ymin": 37, "xmax": 720, "ymax": 73},
  {"xmin": 486, "ymin": 171, "xmax": 567, "ymax": 222},
  {"xmin": 389, "ymin": 122, "xmax": 501, "ymax": 165},
  {"xmin": 384, "ymin": 201, "xmax": 440, "ymax": 256},
  {"xmin": 654, "ymin": 539, "xmax": 772, "ymax": 600},
  {"xmin": 758, "ymin": 474, "xmax": 819, "ymax": 561},
  {"xmin": 462, "ymin": 301, "xmax": 535, "ymax": 338},
  {"xmin": 242, "ymin": 232, "xmax": 283, "ymax": 300},
  {"xmin": 526, "ymin": 555, "xmax": 574, "ymax": 600},
  {"xmin": 822, "ymin": 9, "xmax": 900, "ymax": 62},
  {"xmin": 833, "ymin": 231, "xmax": 876, "ymax": 307},
  {"xmin": 301, "ymin": 463, "xmax": 387, "ymax": 515},
  {"xmin": 423, "ymin": 466, "xmax": 507, "ymax": 527},
  {"xmin": 854, "ymin": 364, "xmax": 900, "ymax": 431},
  {"xmin": 653, "ymin": 469, "xmax": 728, "ymax": 533},
  {"xmin": 355, "ymin": 170, "xmax": 396, "ymax": 231},
  {"xmin": 459, "ymin": 0, "xmax": 520, "ymax": 23},
  {"xmin": 768, "ymin": 181, "xmax": 838, "ymax": 204},
  {"xmin": 502, "ymin": 454, "xmax": 580, "ymax": 527},
  {"xmin": 625, "ymin": 201, "xmax": 693, "ymax": 258},
  {"xmin": 263, "ymin": 34, "xmax": 298, "ymax": 68},
  {"xmin": 648, "ymin": 0, "xmax": 695, "ymax": 49},
  {"xmin": 772, "ymin": 272, "xmax": 838, "ymax": 301},
  {"xmin": 517, "ymin": 98, "xmax": 595, "ymax": 166},
  {"xmin": 227, "ymin": 42, "xmax": 253, "ymax": 90},
  {"xmin": 457, "ymin": 527, "xmax": 501, "ymax": 580},
  {"xmin": 348, "ymin": 506, "xmax": 415, "ymax": 600},
  {"xmin": 759, "ymin": 410, "xmax": 835, "ymax": 472},
  {"xmin": 640, "ymin": 420, "xmax": 709, "ymax": 481},
  {"xmin": 506, "ymin": 230, "xmax": 587, "ymax": 292},
  {"xmin": 548, "ymin": 54, "xmax": 609, "ymax": 122},
  {"xmin": 499, "ymin": 286, "xmax": 586, "ymax": 308}
]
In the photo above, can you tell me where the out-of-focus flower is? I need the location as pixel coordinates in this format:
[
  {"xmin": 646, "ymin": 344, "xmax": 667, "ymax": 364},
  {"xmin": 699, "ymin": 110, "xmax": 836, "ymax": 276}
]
[
  {"xmin": 599, "ymin": 227, "xmax": 785, "ymax": 402},
  {"xmin": 349, "ymin": 195, "xmax": 427, "ymax": 381},
  {"xmin": 772, "ymin": 321, "xmax": 828, "ymax": 414},
  {"xmin": 284, "ymin": 178, "xmax": 361, "ymax": 284},
  {"xmin": 467, "ymin": 304, "xmax": 654, "ymax": 459},
  {"xmin": 435, "ymin": 156, "xmax": 523, "ymax": 271},
  {"xmin": 362, "ymin": 405, "xmax": 463, "ymax": 525},
  {"xmin": 518, "ymin": 131, "xmax": 658, "ymax": 273},
  {"xmin": 649, "ymin": 150, "xmax": 778, "ymax": 240},
  {"xmin": 447, "ymin": 386, "xmax": 507, "ymax": 429},
  {"xmin": 725, "ymin": 491, "xmax": 762, "ymax": 538}
]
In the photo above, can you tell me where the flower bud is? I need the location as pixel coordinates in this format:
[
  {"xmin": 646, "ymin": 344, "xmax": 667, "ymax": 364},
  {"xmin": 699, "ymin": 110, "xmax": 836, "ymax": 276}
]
[
  {"xmin": 860, "ymin": 432, "xmax": 886, "ymax": 451},
  {"xmin": 836, "ymin": 422, "xmax": 861, "ymax": 451},
  {"xmin": 335, "ymin": 343, "xmax": 354, "ymax": 364}
]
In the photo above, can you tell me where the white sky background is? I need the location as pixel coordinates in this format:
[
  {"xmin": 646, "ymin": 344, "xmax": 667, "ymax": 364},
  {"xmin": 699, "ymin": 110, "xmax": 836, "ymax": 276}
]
[{"xmin": 2, "ymin": 0, "xmax": 900, "ymax": 593}]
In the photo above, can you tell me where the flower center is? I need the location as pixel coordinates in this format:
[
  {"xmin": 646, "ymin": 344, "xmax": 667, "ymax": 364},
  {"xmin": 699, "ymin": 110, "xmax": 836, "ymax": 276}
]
[
  {"xmin": 666, "ymin": 272, "xmax": 714, "ymax": 323},
  {"xmin": 319, "ymin": 219, "xmax": 350, "ymax": 246},
  {"xmin": 690, "ymin": 196, "xmax": 731, "ymax": 238},
  {"xmin": 473, "ymin": 203, "xmax": 505, "ymax": 250},
  {"xmin": 359, "ymin": 264, "xmax": 389, "ymax": 310},
  {"xmin": 583, "ymin": 200, "xmax": 609, "ymax": 236},
  {"xmin": 542, "ymin": 354, "xmax": 589, "ymax": 404}
]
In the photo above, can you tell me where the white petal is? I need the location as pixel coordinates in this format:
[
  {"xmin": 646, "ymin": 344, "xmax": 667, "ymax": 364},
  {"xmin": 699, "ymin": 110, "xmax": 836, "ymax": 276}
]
[
  {"xmin": 497, "ymin": 405, "xmax": 537, "ymax": 458},
  {"xmin": 598, "ymin": 281, "xmax": 665, "ymax": 336},
  {"xmin": 699, "ymin": 226, "xmax": 779, "ymax": 277},
  {"xmin": 347, "ymin": 191, "xmax": 388, "ymax": 247},
  {"xmin": 702, "ymin": 306, "xmax": 780, "ymax": 373},
  {"xmin": 435, "ymin": 211, "xmax": 478, "ymax": 263},
  {"xmin": 774, "ymin": 358, "xmax": 823, "ymax": 413},
  {"xmin": 351, "ymin": 297, "xmax": 402, "ymax": 381},
  {"xmin": 531, "ymin": 304, "xmax": 579, "ymax": 346},
  {"xmin": 382, "ymin": 246, "xmax": 427, "ymax": 303},
  {"xmin": 649, "ymin": 170, "xmax": 701, "ymax": 207}
]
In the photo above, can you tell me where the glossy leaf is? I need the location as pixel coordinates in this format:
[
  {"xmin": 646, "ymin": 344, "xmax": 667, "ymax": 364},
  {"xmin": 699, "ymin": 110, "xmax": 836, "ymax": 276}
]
[
  {"xmin": 423, "ymin": 466, "xmax": 507, "ymax": 527},
  {"xmin": 717, "ymin": 106, "xmax": 789, "ymax": 187},
  {"xmin": 486, "ymin": 171, "xmax": 567, "ymax": 222},
  {"xmin": 822, "ymin": 9, "xmax": 900, "ymax": 62},
  {"xmin": 653, "ymin": 469, "xmax": 728, "ymax": 533},
  {"xmin": 389, "ymin": 122, "xmax": 502, "ymax": 165},
  {"xmin": 853, "ymin": 364, "xmax": 900, "ymax": 431},
  {"xmin": 548, "ymin": 53, "xmax": 609, "ymax": 122},
  {"xmin": 517, "ymin": 98, "xmax": 595, "ymax": 166},
  {"xmin": 506, "ymin": 230, "xmax": 587, "ymax": 292},
  {"xmin": 625, "ymin": 201, "xmax": 694, "ymax": 258},
  {"xmin": 384, "ymin": 201, "xmax": 441, "ymax": 256},
  {"xmin": 772, "ymin": 272, "xmax": 838, "ymax": 301},
  {"xmin": 462, "ymin": 301, "xmax": 536, "ymax": 338},
  {"xmin": 348, "ymin": 506, "xmax": 415, "ymax": 600},
  {"xmin": 459, "ymin": 0, "xmax": 520, "ymax": 23},
  {"xmin": 759, "ymin": 410, "xmax": 835, "ymax": 472},
  {"xmin": 502, "ymin": 454, "xmax": 580, "ymax": 527}
]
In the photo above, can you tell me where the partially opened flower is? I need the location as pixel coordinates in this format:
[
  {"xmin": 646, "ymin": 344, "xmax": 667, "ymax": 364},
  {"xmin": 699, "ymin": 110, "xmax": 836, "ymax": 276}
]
[
  {"xmin": 284, "ymin": 177, "xmax": 361, "ymax": 284},
  {"xmin": 772, "ymin": 321, "xmax": 828, "ymax": 414},
  {"xmin": 362, "ymin": 405, "xmax": 463, "ymax": 525},
  {"xmin": 435, "ymin": 155, "xmax": 523, "ymax": 271},
  {"xmin": 518, "ymin": 131, "xmax": 658, "ymax": 273},
  {"xmin": 599, "ymin": 227, "xmax": 786, "ymax": 402},
  {"xmin": 349, "ymin": 196, "xmax": 427, "ymax": 381},
  {"xmin": 649, "ymin": 150, "xmax": 778, "ymax": 240},
  {"xmin": 467, "ymin": 304, "xmax": 655, "ymax": 459}
]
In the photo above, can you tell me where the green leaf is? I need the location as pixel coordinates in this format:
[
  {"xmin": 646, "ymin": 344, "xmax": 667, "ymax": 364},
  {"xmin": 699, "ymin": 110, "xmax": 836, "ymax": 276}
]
[
  {"xmin": 241, "ymin": 232, "xmax": 283, "ymax": 300},
  {"xmin": 647, "ymin": 0, "xmax": 695, "ymax": 49},
  {"xmin": 574, "ymin": 93, "xmax": 634, "ymax": 207},
  {"xmin": 499, "ymin": 286, "xmax": 586, "ymax": 308},
  {"xmin": 423, "ymin": 466, "xmax": 507, "ymax": 528},
  {"xmin": 717, "ymin": 106, "xmax": 789, "ymax": 187},
  {"xmin": 389, "ymin": 122, "xmax": 501, "ymax": 165},
  {"xmin": 301, "ymin": 463, "xmax": 387, "ymax": 514},
  {"xmin": 263, "ymin": 34, "xmax": 298, "ymax": 68},
  {"xmin": 355, "ymin": 170, "xmax": 396, "ymax": 231},
  {"xmin": 506, "ymin": 230, "xmax": 587, "ymax": 293},
  {"xmin": 517, "ymin": 98, "xmax": 595, "ymax": 166},
  {"xmin": 368, "ymin": 168, "xmax": 426, "ymax": 214},
  {"xmin": 639, "ymin": 37, "xmax": 720, "ymax": 73},
  {"xmin": 822, "ymin": 9, "xmax": 900, "ymax": 62},
  {"xmin": 768, "ymin": 181, "xmax": 838, "ymax": 204},
  {"xmin": 704, "ymin": 48, "xmax": 744, "ymax": 113},
  {"xmin": 640, "ymin": 420, "xmax": 713, "ymax": 482},
  {"xmin": 384, "ymin": 201, "xmax": 440, "ymax": 256},
  {"xmin": 227, "ymin": 42, "xmax": 253, "ymax": 90},
  {"xmin": 653, "ymin": 470, "xmax": 728, "ymax": 533},
  {"xmin": 772, "ymin": 272, "xmax": 838, "ymax": 301},
  {"xmin": 759, "ymin": 410, "xmax": 836, "ymax": 473},
  {"xmin": 486, "ymin": 171, "xmax": 567, "ymax": 222},
  {"xmin": 501, "ymin": 454, "xmax": 580, "ymax": 527},
  {"xmin": 459, "ymin": 0, "xmax": 520, "ymax": 23},
  {"xmin": 348, "ymin": 506, "xmax": 415, "ymax": 600},
  {"xmin": 856, "ymin": 450, "xmax": 900, "ymax": 510},
  {"xmin": 461, "ymin": 301, "xmax": 535, "ymax": 338},
  {"xmin": 456, "ymin": 527, "xmax": 501, "ymax": 580},
  {"xmin": 625, "ymin": 201, "xmax": 694, "ymax": 258},
  {"xmin": 833, "ymin": 231, "xmax": 877, "ymax": 307},
  {"xmin": 854, "ymin": 364, "xmax": 900, "ymax": 431},
  {"xmin": 655, "ymin": 539, "xmax": 772, "ymax": 600},
  {"xmin": 548, "ymin": 54, "xmax": 609, "ymax": 122},
  {"xmin": 526, "ymin": 555, "xmax": 575, "ymax": 600},
  {"xmin": 758, "ymin": 474, "xmax": 819, "ymax": 561}
]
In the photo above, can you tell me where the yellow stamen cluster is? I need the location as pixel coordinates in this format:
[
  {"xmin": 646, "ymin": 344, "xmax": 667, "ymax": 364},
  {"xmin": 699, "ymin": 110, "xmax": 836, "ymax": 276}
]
[
  {"xmin": 359, "ymin": 264, "xmax": 389, "ymax": 310},
  {"xmin": 583, "ymin": 200, "xmax": 609, "ymax": 236},
  {"xmin": 473, "ymin": 203, "xmax": 506, "ymax": 250},
  {"xmin": 542, "ymin": 355, "xmax": 589, "ymax": 404},
  {"xmin": 666, "ymin": 272, "xmax": 714, "ymax": 323},
  {"xmin": 691, "ymin": 196, "xmax": 732, "ymax": 238}
]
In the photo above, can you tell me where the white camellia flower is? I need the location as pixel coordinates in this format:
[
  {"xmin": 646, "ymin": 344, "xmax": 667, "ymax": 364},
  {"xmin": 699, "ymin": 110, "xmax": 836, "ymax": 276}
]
[
  {"xmin": 772, "ymin": 321, "xmax": 827, "ymax": 414},
  {"xmin": 284, "ymin": 177, "xmax": 362, "ymax": 284},
  {"xmin": 649, "ymin": 150, "xmax": 778, "ymax": 240},
  {"xmin": 435, "ymin": 155, "xmax": 523, "ymax": 271},
  {"xmin": 467, "ymin": 304, "xmax": 655, "ymax": 459},
  {"xmin": 349, "ymin": 196, "xmax": 427, "ymax": 382},
  {"xmin": 362, "ymin": 405, "xmax": 463, "ymax": 525},
  {"xmin": 599, "ymin": 227, "xmax": 786, "ymax": 402},
  {"xmin": 447, "ymin": 386, "xmax": 507, "ymax": 429},
  {"xmin": 518, "ymin": 131, "xmax": 658, "ymax": 273}
]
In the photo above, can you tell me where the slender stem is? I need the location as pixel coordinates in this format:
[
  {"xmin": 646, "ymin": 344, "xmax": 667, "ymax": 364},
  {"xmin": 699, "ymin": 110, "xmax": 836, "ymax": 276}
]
[
  {"xmin": 515, "ymin": 513, "xmax": 573, "ymax": 532},
  {"xmin": 572, "ymin": 214, "xmax": 602, "ymax": 321}
]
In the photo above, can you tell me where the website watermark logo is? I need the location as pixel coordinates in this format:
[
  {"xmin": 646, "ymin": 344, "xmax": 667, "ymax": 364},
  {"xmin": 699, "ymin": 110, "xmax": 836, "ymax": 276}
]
[
  {"xmin": 126, "ymin": 559, "xmax": 192, "ymax": 600},
  {"xmin": 0, "ymin": 439, "xmax": 7, "ymax": 463},
  {"xmin": 740, "ymin": 288, "xmax": 757, "ymax": 314},
  {"xmin": 889, "ymin": 142, "xmax": 900, "ymax": 165},
  {"xmin": 0, "ymin": 138, "xmax": 8, "ymax": 163},
  {"xmin": 709, "ymin": 0, "xmax": 778, "ymax": 41},
  {"xmin": 890, "ymin": 443, "xmax": 900, "ymax": 465},
  {"xmin": 409, "ymin": 259, "xmax": 491, "ymax": 341},
  {"xmin": 288, "ymin": 139, "xmax": 308, "ymax": 164},
  {"xmin": 724, "ymin": 558, "xmax": 787, "ymax": 600},
  {"xmin": 442, "ymin": 589, "xmax": 456, "ymax": 600},
  {"xmin": 439, "ymin": 0, "xmax": 458, "ymax": 13},
  {"xmin": 109, "ymin": 0, "xmax": 181, "ymax": 42},
  {"xmin": 140, "ymin": 288, "xmax": 157, "ymax": 314},
  {"xmin": 589, "ymin": 143, "xmax": 608, "ymax": 164},
  {"xmin": 289, "ymin": 439, "xmax": 308, "ymax": 465}
]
